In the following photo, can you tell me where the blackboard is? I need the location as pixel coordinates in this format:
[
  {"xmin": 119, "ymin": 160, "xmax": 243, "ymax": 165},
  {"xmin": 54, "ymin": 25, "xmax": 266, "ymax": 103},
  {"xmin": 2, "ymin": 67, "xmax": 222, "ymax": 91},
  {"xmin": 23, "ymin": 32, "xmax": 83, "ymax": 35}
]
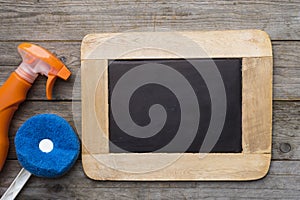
[
  {"xmin": 108, "ymin": 59, "xmax": 242, "ymax": 153},
  {"xmin": 81, "ymin": 30, "xmax": 272, "ymax": 181}
]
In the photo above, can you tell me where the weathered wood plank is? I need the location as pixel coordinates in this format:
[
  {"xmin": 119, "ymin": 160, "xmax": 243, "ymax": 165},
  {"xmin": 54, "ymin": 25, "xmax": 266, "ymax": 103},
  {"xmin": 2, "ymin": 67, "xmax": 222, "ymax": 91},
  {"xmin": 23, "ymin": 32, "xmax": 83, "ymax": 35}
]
[
  {"xmin": 0, "ymin": 160, "xmax": 299, "ymax": 199},
  {"xmin": 0, "ymin": 41, "xmax": 299, "ymax": 100},
  {"xmin": 272, "ymin": 42, "xmax": 300, "ymax": 68},
  {"xmin": 273, "ymin": 101, "xmax": 300, "ymax": 160},
  {"xmin": 81, "ymin": 30, "xmax": 273, "ymax": 59},
  {"xmin": 0, "ymin": 42, "xmax": 80, "ymax": 67},
  {"xmin": 1, "ymin": 41, "xmax": 299, "ymax": 68},
  {"xmin": 0, "ymin": 1, "xmax": 298, "ymax": 199},
  {"xmin": 0, "ymin": 0, "xmax": 299, "ymax": 40},
  {"xmin": 242, "ymin": 57, "xmax": 272, "ymax": 153},
  {"xmin": 4, "ymin": 101, "xmax": 300, "ymax": 160}
]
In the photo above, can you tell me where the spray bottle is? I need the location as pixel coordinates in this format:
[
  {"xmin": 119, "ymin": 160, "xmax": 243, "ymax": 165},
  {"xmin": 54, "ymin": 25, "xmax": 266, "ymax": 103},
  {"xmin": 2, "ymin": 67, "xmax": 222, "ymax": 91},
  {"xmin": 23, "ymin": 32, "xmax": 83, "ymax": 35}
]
[{"xmin": 0, "ymin": 43, "xmax": 71, "ymax": 171}]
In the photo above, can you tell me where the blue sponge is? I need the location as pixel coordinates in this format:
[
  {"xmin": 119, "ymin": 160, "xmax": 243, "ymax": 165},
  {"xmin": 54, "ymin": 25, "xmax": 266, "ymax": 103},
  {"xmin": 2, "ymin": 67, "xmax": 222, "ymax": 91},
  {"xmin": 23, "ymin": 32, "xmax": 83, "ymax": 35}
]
[{"xmin": 15, "ymin": 114, "xmax": 80, "ymax": 178}]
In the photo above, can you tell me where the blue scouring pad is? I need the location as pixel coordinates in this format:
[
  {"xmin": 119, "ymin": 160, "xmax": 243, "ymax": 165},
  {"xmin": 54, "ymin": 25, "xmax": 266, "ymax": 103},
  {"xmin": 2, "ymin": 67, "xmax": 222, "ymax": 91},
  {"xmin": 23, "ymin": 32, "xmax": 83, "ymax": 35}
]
[{"xmin": 15, "ymin": 114, "xmax": 80, "ymax": 178}]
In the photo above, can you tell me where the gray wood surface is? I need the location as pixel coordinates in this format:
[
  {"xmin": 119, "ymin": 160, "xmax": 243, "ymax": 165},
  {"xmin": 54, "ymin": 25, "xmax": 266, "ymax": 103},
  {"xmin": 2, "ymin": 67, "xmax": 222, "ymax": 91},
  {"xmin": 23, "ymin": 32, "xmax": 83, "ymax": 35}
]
[
  {"xmin": 0, "ymin": 160, "xmax": 299, "ymax": 199},
  {"xmin": 0, "ymin": 0, "xmax": 299, "ymax": 199},
  {"xmin": 0, "ymin": 41, "xmax": 299, "ymax": 100},
  {"xmin": 0, "ymin": 0, "xmax": 299, "ymax": 40},
  {"xmin": 3, "ymin": 101, "xmax": 299, "ymax": 161}
]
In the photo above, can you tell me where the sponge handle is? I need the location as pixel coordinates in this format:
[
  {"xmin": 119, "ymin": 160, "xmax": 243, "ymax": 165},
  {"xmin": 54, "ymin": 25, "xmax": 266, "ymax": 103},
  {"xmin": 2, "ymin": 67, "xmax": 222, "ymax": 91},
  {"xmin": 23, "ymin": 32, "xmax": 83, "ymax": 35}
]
[{"xmin": 0, "ymin": 72, "xmax": 31, "ymax": 170}]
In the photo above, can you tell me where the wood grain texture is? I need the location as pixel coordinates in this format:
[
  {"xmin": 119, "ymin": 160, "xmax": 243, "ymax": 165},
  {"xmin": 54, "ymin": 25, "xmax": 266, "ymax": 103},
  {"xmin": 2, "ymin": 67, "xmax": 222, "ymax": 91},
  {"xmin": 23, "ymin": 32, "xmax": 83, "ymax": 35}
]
[
  {"xmin": 272, "ymin": 101, "xmax": 300, "ymax": 160},
  {"xmin": 0, "ymin": 41, "xmax": 297, "ymax": 68},
  {"xmin": 0, "ymin": 0, "xmax": 299, "ymax": 198},
  {"xmin": 4, "ymin": 101, "xmax": 299, "ymax": 161},
  {"xmin": 82, "ymin": 59, "xmax": 109, "ymax": 154},
  {"xmin": 1, "ymin": 41, "xmax": 299, "ymax": 100},
  {"xmin": 0, "ymin": 160, "xmax": 299, "ymax": 199},
  {"xmin": 242, "ymin": 57, "xmax": 272, "ymax": 153},
  {"xmin": 83, "ymin": 154, "xmax": 271, "ymax": 181},
  {"xmin": 81, "ymin": 30, "xmax": 272, "ymax": 59},
  {"xmin": 0, "ymin": 0, "xmax": 299, "ymax": 40}
]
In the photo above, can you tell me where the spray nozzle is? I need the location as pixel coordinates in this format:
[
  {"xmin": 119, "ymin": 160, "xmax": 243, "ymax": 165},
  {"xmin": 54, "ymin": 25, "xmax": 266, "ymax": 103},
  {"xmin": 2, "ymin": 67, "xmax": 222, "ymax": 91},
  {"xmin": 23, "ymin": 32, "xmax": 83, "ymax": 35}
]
[{"xmin": 16, "ymin": 43, "xmax": 71, "ymax": 100}]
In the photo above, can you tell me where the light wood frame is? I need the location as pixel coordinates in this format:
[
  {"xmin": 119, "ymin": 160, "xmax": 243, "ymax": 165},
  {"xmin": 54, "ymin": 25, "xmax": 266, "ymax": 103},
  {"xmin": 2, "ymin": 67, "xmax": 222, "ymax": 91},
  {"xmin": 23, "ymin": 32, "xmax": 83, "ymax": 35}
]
[{"xmin": 81, "ymin": 30, "xmax": 272, "ymax": 181}]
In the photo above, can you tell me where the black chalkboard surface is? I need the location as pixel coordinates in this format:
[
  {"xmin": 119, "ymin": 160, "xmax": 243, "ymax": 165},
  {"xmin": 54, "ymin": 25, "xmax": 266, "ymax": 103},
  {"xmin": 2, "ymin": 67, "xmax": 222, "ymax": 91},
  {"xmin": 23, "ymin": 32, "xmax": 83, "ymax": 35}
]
[
  {"xmin": 108, "ymin": 59, "xmax": 242, "ymax": 153},
  {"xmin": 82, "ymin": 30, "xmax": 273, "ymax": 181}
]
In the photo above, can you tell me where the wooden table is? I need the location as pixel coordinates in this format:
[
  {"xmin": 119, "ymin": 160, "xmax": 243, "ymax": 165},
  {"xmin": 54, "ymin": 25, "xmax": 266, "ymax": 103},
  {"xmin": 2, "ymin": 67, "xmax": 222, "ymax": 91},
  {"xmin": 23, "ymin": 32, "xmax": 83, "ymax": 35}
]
[{"xmin": 0, "ymin": 0, "xmax": 299, "ymax": 199}]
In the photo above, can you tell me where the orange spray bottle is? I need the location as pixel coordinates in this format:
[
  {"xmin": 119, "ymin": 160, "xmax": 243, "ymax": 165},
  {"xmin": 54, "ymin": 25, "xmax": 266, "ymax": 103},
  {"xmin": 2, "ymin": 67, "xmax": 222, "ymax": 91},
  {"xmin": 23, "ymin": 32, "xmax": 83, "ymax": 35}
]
[{"xmin": 0, "ymin": 43, "xmax": 71, "ymax": 171}]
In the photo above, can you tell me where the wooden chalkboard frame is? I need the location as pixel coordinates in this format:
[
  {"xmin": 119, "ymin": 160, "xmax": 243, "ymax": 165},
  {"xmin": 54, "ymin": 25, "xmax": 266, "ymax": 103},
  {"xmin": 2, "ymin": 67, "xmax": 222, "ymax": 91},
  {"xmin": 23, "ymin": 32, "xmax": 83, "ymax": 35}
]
[{"xmin": 81, "ymin": 30, "xmax": 272, "ymax": 181}]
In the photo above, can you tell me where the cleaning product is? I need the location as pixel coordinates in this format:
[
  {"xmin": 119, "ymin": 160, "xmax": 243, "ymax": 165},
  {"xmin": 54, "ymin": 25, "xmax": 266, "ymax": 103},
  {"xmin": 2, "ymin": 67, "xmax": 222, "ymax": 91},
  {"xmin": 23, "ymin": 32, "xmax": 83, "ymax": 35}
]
[
  {"xmin": 1, "ymin": 114, "xmax": 80, "ymax": 199},
  {"xmin": 0, "ymin": 43, "xmax": 71, "ymax": 171},
  {"xmin": 15, "ymin": 114, "xmax": 80, "ymax": 178}
]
